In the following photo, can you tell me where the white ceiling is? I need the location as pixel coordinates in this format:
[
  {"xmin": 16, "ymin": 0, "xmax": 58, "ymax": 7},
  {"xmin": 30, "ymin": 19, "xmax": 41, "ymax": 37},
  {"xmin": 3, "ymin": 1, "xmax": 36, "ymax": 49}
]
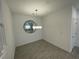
[{"xmin": 7, "ymin": 0, "xmax": 77, "ymax": 16}]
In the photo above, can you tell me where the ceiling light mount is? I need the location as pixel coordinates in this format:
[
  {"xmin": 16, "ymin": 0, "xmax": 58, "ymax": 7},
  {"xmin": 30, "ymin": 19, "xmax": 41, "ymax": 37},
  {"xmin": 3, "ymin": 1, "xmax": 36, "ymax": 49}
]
[{"xmin": 35, "ymin": 9, "xmax": 38, "ymax": 12}]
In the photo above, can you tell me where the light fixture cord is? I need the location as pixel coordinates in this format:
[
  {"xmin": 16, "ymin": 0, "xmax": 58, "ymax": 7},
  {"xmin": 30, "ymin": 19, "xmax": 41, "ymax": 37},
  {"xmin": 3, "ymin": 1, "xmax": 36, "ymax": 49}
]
[
  {"xmin": 35, "ymin": 9, "xmax": 38, "ymax": 17},
  {"xmin": 32, "ymin": 9, "xmax": 38, "ymax": 20}
]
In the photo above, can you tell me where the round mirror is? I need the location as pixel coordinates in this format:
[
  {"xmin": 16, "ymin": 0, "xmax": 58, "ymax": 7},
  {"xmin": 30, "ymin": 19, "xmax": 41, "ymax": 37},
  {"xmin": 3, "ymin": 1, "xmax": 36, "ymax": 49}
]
[{"xmin": 23, "ymin": 20, "xmax": 37, "ymax": 33}]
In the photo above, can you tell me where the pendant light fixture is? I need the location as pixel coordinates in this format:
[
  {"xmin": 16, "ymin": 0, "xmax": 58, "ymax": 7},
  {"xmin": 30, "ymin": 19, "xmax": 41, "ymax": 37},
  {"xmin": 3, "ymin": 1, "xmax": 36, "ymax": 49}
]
[{"xmin": 23, "ymin": 9, "xmax": 42, "ymax": 33}]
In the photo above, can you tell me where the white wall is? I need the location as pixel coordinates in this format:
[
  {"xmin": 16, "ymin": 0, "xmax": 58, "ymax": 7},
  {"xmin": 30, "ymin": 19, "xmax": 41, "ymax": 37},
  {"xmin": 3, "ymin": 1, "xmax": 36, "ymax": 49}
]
[
  {"xmin": 1, "ymin": 0, "xmax": 15, "ymax": 59},
  {"xmin": 43, "ymin": 6, "xmax": 72, "ymax": 52},
  {"xmin": 12, "ymin": 13, "xmax": 43, "ymax": 46},
  {"xmin": 0, "ymin": 0, "xmax": 3, "ymax": 53}
]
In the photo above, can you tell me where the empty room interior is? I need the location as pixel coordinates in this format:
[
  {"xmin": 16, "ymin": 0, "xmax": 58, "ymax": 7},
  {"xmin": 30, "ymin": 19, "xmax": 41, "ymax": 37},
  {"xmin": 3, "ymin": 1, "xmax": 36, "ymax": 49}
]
[{"xmin": 1, "ymin": 0, "xmax": 79, "ymax": 59}]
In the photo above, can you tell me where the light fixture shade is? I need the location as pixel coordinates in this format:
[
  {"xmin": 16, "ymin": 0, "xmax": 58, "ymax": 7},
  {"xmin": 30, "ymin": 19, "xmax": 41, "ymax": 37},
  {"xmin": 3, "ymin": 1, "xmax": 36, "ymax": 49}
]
[{"xmin": 23, "ymin": 20, "xmax": 37, "ymax": 33}]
